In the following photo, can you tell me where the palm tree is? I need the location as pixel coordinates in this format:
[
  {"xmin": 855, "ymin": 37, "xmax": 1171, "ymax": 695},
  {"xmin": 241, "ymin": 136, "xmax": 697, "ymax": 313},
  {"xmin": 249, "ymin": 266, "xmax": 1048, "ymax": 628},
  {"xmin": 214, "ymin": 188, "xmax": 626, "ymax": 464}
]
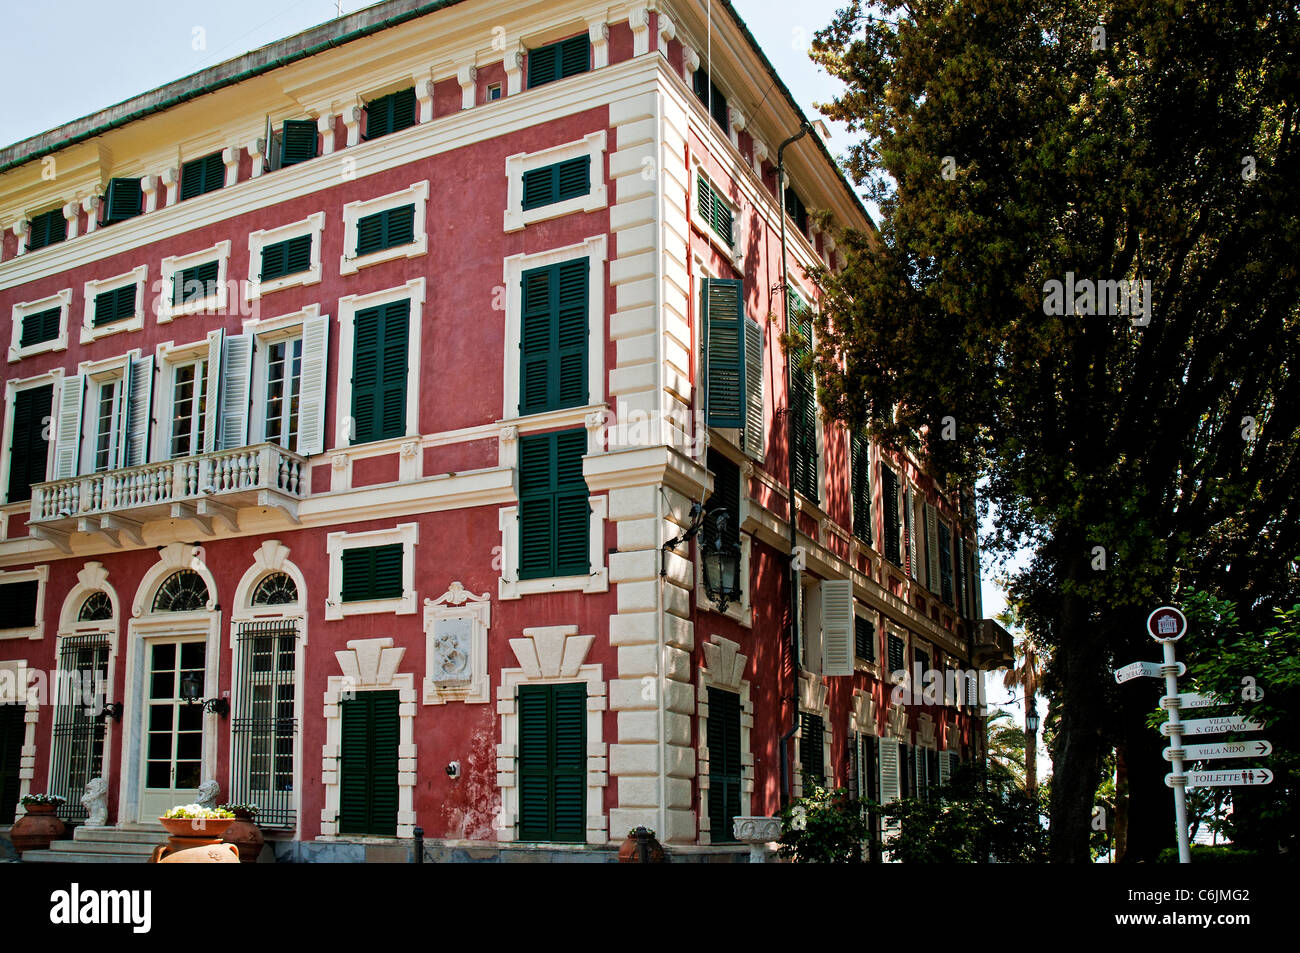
[
  {"xmin": 984, "ymin": 710, "xmax": 1027, "ymax": 792},
  {"xmin": 1000, "ymin": 608, "xmax": 1044, "ymax": 796}
]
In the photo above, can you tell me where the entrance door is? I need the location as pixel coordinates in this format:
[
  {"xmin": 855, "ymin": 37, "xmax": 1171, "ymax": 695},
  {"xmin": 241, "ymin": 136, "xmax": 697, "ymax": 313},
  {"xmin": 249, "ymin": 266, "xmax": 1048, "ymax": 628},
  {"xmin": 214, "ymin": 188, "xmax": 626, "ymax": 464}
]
[
  {"xmin": 338, "ymin": 691, "xmax": 398, "ymax": 836},
  {"xmin": 49, "ymin": 634, "xmax": 110, "ymax": 823},
  {"xmin": 139, "ymin": 639, "xmax": 206, "ymax": 820},
  {"xmin": 0, "ymin": 704, "xmax": 25, "ymax": 824}
]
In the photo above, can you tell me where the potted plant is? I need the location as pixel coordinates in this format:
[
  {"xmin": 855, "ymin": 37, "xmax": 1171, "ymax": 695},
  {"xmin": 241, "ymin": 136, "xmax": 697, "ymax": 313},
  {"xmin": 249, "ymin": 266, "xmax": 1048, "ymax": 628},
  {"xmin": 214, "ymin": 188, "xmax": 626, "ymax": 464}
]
[
  {"xmin": 159, "ymin": 803, "xmax": 235, "ymax": 842},
  {"xmin": 219, "ymin": 803, "xmax": 264, "ymax": 863},
  {"xmin": 10, "ymin": 794, "xmax": 67, "ymax": 856}
]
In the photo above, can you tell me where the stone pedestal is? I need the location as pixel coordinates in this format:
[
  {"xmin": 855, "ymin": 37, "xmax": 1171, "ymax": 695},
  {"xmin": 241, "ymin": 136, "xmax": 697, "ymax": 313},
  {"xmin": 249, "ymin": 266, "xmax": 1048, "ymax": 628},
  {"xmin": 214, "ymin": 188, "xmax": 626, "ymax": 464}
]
[{"xmin": 733, "ymin": 816, "xmax": 782, "ymax": 863}]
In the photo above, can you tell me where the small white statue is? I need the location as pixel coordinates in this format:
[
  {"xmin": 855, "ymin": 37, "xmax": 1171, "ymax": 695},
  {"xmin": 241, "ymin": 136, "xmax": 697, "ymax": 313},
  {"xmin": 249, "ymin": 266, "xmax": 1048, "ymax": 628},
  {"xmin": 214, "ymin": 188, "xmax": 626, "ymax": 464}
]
[
  {"xmin": 196, "ymin": 779, "xmax": 221, "ymax": 809},
  {"xmin": 81, "ymin": 777, "xmax": 108, "ymax": 826}
]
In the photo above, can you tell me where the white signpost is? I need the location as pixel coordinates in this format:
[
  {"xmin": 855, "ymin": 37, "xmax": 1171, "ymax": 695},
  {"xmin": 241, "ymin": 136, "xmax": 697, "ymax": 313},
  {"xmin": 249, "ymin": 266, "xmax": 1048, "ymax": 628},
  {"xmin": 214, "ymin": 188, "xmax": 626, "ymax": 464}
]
[
  {"xmin": 1179, "ymin": 768, "xmax": 1273, "ymax": 789},
  {"xmin": 1162, "ymin": 715, "xmax": 1263, "ymax": 736},
  {"xmin": 1114, "ymin": 660, "xmax": 1185, "ymax": 684},
  {"xmin": 1168, "ymin": 692, "xmax": 1224, "ymax": 710},
  {"xmin": 1163, "ymin": 740, "xmax": 1272, "ymax": 762}
]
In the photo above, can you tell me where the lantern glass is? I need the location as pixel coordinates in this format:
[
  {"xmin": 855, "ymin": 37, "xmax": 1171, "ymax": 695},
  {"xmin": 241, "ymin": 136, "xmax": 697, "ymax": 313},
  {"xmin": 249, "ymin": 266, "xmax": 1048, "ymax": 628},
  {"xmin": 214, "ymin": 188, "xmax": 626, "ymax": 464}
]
[
  {"xmin": 1026, "ymin": 705, "xmax": 1040, "ymax": 735},
  {"xmin": 701, "ymin": 513, "xmax": 741, "ymax": 611},
  {"xmin": 180, "ymin": 673, "xmax": 202, "ymax": 702}
]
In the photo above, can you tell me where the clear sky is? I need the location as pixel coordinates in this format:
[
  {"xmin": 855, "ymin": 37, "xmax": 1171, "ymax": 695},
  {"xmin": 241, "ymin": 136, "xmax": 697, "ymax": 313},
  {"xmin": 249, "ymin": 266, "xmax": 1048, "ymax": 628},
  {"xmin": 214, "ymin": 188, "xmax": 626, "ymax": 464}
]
[{"xmin": 2, "ymin": 0, "xmax": 1039, "ymax": 769}]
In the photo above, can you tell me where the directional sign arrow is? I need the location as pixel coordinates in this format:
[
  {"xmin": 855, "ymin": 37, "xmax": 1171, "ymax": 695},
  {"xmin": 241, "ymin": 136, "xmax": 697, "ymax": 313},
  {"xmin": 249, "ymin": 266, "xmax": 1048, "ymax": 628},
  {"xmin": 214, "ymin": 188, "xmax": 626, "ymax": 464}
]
[
  {"xmin": 1164, "ymin": 740, "xmax": 1272, "ymax": 761},
  {"xmin": 1115, "ymin": 660, "xmax": 1186, "ymax": 684},
  {"xmin": 1162, "ymin": 715, "xmax": 1264, "ymax": 736},
  {"xmin": 1181, "ymin": 768, "xmax": 1273, "ymax": 789},
  {"xmin": 1163, "ymin": 692, "xmax": 1225, "ymax": 710}
]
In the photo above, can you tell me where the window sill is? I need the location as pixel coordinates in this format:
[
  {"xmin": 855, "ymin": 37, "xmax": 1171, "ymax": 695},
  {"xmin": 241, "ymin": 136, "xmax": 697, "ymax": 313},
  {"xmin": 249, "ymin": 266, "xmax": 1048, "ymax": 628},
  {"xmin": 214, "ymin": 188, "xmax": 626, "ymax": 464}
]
[
  {"xmin": 499, "ymin": 570, "xmax": 608, "ymax": 601},
  {"xmin": 157, "ymin": 293, "xmax": 227, "ymax": 324},
  {"xmin": 0, "ymin": 627, "xmax": 40, "ymax": 641},
  {"xmin": 246, "ymin": 269, "xmax": 322, "ymax": 300},
  {"xmin": 9, "ymin": 338, "xmax": 67, "ymax": 363},
  {"xmin": 324, "ymin": 593, "xmax": 416, "ymax": 621},
  {"xmin": 338, "ymin": 238, "xmax": 427, "ymax": 277},
  {"xmin": 80, "ymin": 316, "xmax": 142, "ymax": 344}
]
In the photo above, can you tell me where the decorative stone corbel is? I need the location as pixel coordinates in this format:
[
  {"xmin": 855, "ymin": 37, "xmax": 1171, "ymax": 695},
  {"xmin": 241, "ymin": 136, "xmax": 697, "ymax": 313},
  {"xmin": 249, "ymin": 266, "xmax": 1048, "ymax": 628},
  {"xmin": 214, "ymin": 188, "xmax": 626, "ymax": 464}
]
[
  {"xmin": 81, "ymin": 195, "xmax": 101, "ymax": 234},
  {"xmin": 752, "ymin": 139, "xmax": 770, "ymax": 179},
  {"xmin": 729, "ymin": 105, "xmax": 746, "ymax": 148},
  {"xmin": 317, "ymin": 113, "xmax": 336, "ymax": 154},
  {"xmin": 657, "ymin": 12, "xmax": 676, "ymax": 54},
  {"xmin": 416, "ymin": 78, "xmax": 435, "ymax": 122},
  {"xmin": 682, "ymin": 43, "xmax": 700, "ymax": 85},
  {"xmin": 588, "ymin": 20, "xmax": 609, "ymax": 69},
  {"xmin": 457, "ymin": 65, "xmax": 477, "ymax": 111},
  {"xmin": 141, "ymin": 174, "xmax": 160, "ymax": 211},
  {"xmin": 504, "ymin": 48, "xmax": 524, "ymax": 96},
  {"xmin": 161, "ymin": 167, "xmax": 179, "ymax": 207},
  {"xmin": 399, "ymin": 440, "xmax": 422, "ymax": 482},
  {"xmin": 11, "ymin": 220, "xmax": 29, "ymax": 256},
  {"xmin": 630, "ymin": 5, "xmax": 651, "ymax": 57},
  {"xmin": 343, "ymin": 106, "xmax": 363, "ymax": 148},
  {"xmin": 62, "ymin": 201, "xmax": 80, "ymax": 240},
  {"xmin": 498, "ymin": 425, "xmax": 518, "ymax": 469},
  {"xmin": 221, "ymin": 145, "xmax": 240, "ymax": 187},
  {"xmin": 246, "ymin": 138, "xmax": 266, "ymax": 178}
]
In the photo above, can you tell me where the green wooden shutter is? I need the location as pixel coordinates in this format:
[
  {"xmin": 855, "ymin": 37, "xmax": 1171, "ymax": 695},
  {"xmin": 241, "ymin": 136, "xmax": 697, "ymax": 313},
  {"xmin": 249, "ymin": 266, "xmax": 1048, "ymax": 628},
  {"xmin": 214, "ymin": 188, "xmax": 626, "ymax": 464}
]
[
  {"xmin": 351, "ymin": 301, "xmax": 408, "ymax": 443},
  {"xmin": 800, "ymin": 713, "xmax": 825, "ymax": 788},
  {"xmin": 519, "ymin": 259, "xmax": 588, "ymax": 414},
  {"xmin": 338, "ymin": 691, "xmax": 399, "ymax": 835},
  {"xmin": 7, "ymin": 384, "xmax": 52, "ymax": 503},
  {"xmin": 20, "ymin": 307, "xmax": 61, "ymax": 348},
  {"xmin": 710, "ymin": 181, "xmax": 733, "ymax": 246},
  {"xmin": 173, "ymin": 261, "xmax": 219, "ymax": 304},
  {"xmin": 851, "ymin": 432, "xmax": 872, "ymax": 543},
  {"xmin": 180, "ymin": 153, "xmax": 223, "ymax": 201},
  {"xmin": 702, "ymin": 278, "xmax": 746, "ymax": 429},
  {"xmin": 742, "ymin": 314, "xmax": 765, "ymax": 458},
  {"xmin": 364, "ymin": 87, "xmax": 416, "ymax": 139},
  {"xmin": 518, "ymin": 429, "xmax": 589, "ymax": 580},
  {"xmin": 522, "ymin": 157, "xmax": 591, "ymax": 210},
  {"xmin": 527, "ymin": 36, "xmax": 589, "ymax": 88},
  {"xmin": 27, "ymin": 209, "xmax": 66, "ymax": 251},
  {"xmin": 559, "ymin": 34, "xmax": 589, "ymax": 77},
  {"xmin": 707, "ymin": 687, "xmax": 742, "ymax": 843},
  {"xmin": 518, "ymin": 683, "xmax": 586, "ymax": 842},
  {"xmin": 881, "ymin": 467, "xmax": 900, "ymax": 564},
  {"xmin": 372, "ymin": 543, "xmax": 403, "ymax": 599},
  {"xmin": 938, "ymin": 521, "xmax": 954, "ymax": 606},
  {"xmin": 355, "ymin": 205, "xmax": 415, "ymax": 256},
  {"xmin": 102, "ymin": 178, "xmax": 142, "ymax": 224},
  {"xmin": 0, "ymin": 704, "xmax": 24, "ymax": 824},
  {"xmin": 280, "ymin": 119, "xmax": 317, "ymax": 166},
  {"xmin": 340, "ymin": 543, "xmax": 404, "ymax": 602},
  {"xmin": 855, "ymin": 614, "xmax": 875, "ymax": 662},
  {"xmin": 262, "ymin": 235, "xmax": 312, "ymax": 280},
  {"xmin": 696, "ymin": 174, "xmax": 714, "ymax": 232},
  {"xmin": 526, "ymin": 43, "xmax": 559, "ymax": 88},
  {"xmin": 887, "ymin": 633, "xmax": 905, "ymax": 674},
  {"xmin": 788, "ymin": 290, "xmax": 818, "ymax": 502},
  {"xmin": 355, "ymin": 212, "xmax": 385, "ymax": 256},
  {"xmin": 94, "ymin": 285, "xmax": 136, "ymax": 326}
]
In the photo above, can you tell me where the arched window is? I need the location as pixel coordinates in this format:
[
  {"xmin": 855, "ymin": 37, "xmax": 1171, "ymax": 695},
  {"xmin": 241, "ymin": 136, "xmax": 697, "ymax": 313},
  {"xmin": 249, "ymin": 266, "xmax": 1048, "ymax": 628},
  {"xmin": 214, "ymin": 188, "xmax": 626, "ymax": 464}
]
[
  {"xmin": 251, "ymin": 572, "xmax": 298, "ymax": 606},
  {"xmin": 152, "ymin": 570, "xmax": 210, "ymax": 612},
  {"xmin": 77, "ymin": 591, "xmax": 114, "ymax": 621}
]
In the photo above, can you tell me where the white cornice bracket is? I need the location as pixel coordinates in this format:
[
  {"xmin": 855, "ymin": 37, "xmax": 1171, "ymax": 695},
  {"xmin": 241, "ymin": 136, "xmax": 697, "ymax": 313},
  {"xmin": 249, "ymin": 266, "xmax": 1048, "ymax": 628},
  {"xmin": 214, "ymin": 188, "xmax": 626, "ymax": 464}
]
[
  {"xmin": 588, "ymin": 21, "xmax": 609, "ymax": 69},
  {"xmin": 457, "ymin": 65, "xmax": 477, "ymax": 111}
]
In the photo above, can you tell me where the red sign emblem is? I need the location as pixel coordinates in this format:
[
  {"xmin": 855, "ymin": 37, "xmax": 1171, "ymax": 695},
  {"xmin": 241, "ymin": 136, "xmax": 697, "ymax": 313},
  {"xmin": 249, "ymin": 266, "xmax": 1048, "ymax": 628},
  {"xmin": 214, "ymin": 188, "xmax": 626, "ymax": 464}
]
[{"xmin": 1147, "ymin": 606, "xmax": 1187, "ymax": 642}]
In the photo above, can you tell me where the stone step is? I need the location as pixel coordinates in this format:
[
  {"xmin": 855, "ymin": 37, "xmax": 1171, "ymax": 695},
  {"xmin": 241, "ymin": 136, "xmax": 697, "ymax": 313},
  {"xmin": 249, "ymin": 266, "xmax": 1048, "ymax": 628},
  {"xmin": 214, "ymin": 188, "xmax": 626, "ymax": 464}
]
[
  {"xmin": 72, "ymin": 827, "xmax": 164, "ymax": 845},
  {"xmin": 49, "ymin": 839, "xmax": 156, "ymax": 855},
  {"xmin": 21, "ymin": 849, "xmax": 150, "ymax": 864}
]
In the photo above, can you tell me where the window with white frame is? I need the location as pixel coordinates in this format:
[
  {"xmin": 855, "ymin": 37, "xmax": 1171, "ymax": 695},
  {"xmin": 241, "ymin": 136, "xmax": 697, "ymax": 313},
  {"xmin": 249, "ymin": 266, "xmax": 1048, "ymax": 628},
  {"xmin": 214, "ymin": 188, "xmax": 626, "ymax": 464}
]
[
  {"xmin": 325, "ymin": 523, "xmax": 418, "ymax": 620},
  {"xmin": 340, "ymin": 182, "xmax": 428, "ymax": 276},
  {"xmin": 334, "ymin": 280, "xmax": 423, "ymax": 447},
  {"xmin": 158, "ymin": 241, "xmax": 231, "ymax": 322},
  {"xmin": 0, "ymin": 565, "xmax": 48, "ymax": 640},
  {"xmin": 244, "ymin": 307, "xmax": 330, "ymax": 456},
  {"xmin": 87, "ymin": 370, "xmax": 124, "ymax": 473},
  {"xmin": 690, "ymin": 159, "xmax": 743, "ymax": 269},
  {"xmin": 10, "ymin": 289, "xmax": 71, "ymax": 361},
  {"xmin": 2, "ymin": 371, "xmax": 58, "ymax": 505},
  {"xmin": 245, "ymin": 212, "xmax": 325, "ymax": 301},
  {"xmin": 503, "ymin": 131, "xmax": 607, "ymax": 232},
  {"xmin": 81, "ymin": 265, "xmax": 148, "ymax": 344}
]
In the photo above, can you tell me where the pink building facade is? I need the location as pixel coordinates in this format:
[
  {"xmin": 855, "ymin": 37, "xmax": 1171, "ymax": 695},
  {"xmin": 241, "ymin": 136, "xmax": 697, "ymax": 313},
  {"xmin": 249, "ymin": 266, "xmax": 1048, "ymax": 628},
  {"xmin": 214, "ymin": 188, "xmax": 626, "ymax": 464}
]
[{"xmin": 0, "ymin": 0, "xmax": 1010, "ymax": 861}]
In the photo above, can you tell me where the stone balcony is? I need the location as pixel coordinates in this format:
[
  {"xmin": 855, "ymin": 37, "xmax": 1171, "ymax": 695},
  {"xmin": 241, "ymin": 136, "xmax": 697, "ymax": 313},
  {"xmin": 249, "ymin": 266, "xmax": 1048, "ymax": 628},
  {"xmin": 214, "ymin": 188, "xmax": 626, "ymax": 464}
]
[
  {"xmin": 972, "ymin": 617, "xmax": 1016, "ymax": 670},
  {"xmin": 28, "ymin": 443, "xmax": 308, "ymax": 551}
]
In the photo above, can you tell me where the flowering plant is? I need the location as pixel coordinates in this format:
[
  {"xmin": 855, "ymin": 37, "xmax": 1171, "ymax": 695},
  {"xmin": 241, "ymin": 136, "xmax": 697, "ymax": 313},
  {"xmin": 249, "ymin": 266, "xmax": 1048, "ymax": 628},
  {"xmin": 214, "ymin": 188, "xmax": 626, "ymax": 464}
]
[
  {"xmin": 162, "ymin": 803, "xmax": 234, "ymax": 820},
  {"xmin": 20, "ymin": 793, "xmax": 66, "ymax": 806},
  {"xmin": 219, "ymin": 803, "xmax": 259, "ymax": 817}
]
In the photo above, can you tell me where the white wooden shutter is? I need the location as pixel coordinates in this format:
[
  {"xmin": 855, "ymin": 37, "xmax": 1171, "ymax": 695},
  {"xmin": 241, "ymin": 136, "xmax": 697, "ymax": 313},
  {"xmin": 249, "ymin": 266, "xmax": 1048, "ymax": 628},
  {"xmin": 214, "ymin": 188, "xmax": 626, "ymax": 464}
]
[
  {"xmin": 296, "ymin": 315, "xmax": 329, "ymax": 456},
  {"xmin": 972, "ymin": 542, "xmax": 983, "ymax": 619},
  {"xmin": 939, "ymin": 751, "xmax": 953, "ymax": 787},
  {"xmin": 820, "ymin": 578, "xmax": 854, "ymax": 676},
  {"xmin": 53, "ymin": 374, "xmax": 84, "ymax": 479},
  {"xmin": 219, "ymin": 333, "xmax": 253, "ymax": 450},
  {"xmin": 742, "ymin": 314, "xmax": 764, "ymax": 459},
  {"xmin": 123, "ymin": 355, "xmax": 154, "ymax": 468},
  {"xmin": 203, "ymin": 330, "xmax": 224, "ymax": 454},
  {"xmin": 925, "ymin": 503, "xmax": 940, "ymax": 593},
  {"xmin": 904, "ymin": 486, "xmax": 916, "ymax": 580}
]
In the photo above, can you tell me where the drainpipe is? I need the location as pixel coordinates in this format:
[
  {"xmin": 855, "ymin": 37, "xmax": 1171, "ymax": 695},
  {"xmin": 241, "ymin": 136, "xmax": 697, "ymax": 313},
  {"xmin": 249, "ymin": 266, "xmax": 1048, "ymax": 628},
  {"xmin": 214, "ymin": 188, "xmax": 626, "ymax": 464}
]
[{"xmin": 777, "ymin": 122, "xmax": 812, "ymax": 809}]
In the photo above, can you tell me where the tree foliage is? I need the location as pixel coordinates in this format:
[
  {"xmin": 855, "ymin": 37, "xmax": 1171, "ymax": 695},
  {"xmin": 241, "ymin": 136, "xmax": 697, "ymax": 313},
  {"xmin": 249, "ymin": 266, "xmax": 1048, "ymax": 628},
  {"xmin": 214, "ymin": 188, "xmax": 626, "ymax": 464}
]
[
  {"xmin": 777, "ymin": 785, "xmax": 870, "ymax": 862},
  {"xmin": 807, "ymin": 0, "xmax": 1300, "ymax": 860}
]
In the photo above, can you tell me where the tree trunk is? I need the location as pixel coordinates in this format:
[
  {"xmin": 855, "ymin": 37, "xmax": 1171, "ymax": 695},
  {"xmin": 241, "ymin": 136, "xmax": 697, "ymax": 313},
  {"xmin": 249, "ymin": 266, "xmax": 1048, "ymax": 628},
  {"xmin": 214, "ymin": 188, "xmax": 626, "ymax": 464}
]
[
  {"xmin": 1025, "ymin": 714, "xmax": 1038, "ymax": 797},
  {"xmin": 1122, "ymin": 707, "xmax": 1176, "ymax": 862},
  {"xmin": 1114, "ymin": 745, "xmax": 1129, "ymax": 862}
]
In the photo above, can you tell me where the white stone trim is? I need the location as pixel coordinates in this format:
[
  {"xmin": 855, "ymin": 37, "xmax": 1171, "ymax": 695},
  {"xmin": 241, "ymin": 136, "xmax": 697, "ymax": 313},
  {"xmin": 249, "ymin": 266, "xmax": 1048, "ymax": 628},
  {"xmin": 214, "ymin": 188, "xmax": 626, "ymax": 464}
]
[
  {"xmin": 321, "ymin": 638, "xmax": 417, "ymax": 839},
  {"xmin": 9, "ymin": 288, "xmax": 71, "ymax": 362},
  {"xmin": 1, "ymin": 367, "xmax": 61, "ymax": 506},
  {"xmin": 245, "ymin": 211, "xmax": 325, "ymax": 300},
  {"xmin": 696, "ymin": 636, "xmax": 754, "ymax": 845},
  {"xmin": 689, "ymin": 155, "xmax": 744, "ymax": 271},
  {"xmin": 794, "ymin": 671, "xmax": 832, "ymax": 798},
  {"xmin": 497, "ymin": 495, "xmax": 609, "ymax": 600},
  {"xmin": 324, "ymin": 522, "xmax": 418, "ymax": 620},
  {"xmin": 850, "ymin": 687, "xmax": 879, "ymax": 738},
  {"xmin": 503, "ymin": 131, "xmax": 608, "ymax": 232},
  {"xmin": 334, "ymin": 278, "xmax": 425, "ymax": 447},
  {"xmin": 156, "ymin": 239, "xmax": 232, "ymax": 322},
  {"xmin": 422, "ymin": 582, "xmax": 490, "ymax": 705},
  {"xmin": 56, "ymin": 560, "xmax": 121, "ymax": 648},
  {"xmin": 495, "ymin": 626, "xmax": 607, "ymax": 844},
  {"xmin": 130, "ymin": 542, "xmax": 218, "ymax": 617},
  {"xmin": 501, "ymin": 235, "xmax": 607, "ymax": 421},
  {"xmin": 0, "ymin": 564, "xmax": 48, "ymax": 640},
  {"xmin": 339, "ymin": 181, "xmax": 429, "ymax": 276},
  {"xmin": 80, "ymin": 264, "xmax": 148, "ymax": 344}
]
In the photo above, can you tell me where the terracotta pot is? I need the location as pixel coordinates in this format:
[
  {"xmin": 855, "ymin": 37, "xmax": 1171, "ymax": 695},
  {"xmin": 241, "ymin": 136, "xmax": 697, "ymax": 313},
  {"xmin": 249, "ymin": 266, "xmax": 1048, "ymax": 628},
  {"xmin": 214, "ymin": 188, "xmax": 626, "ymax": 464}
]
[
  {"xmin": 10, "ymin": 803, "xmax": 67, "ymax": 856},
  {"xmin": 158, "ymin": 816, "xmax": 235, "ymax": 840},
  {"xmin": 152, "ymin": 842, "xmax": 241, "ymax": 863},
  {"xmin": 617, "ymin": 827, "xmax": 667, "ymax": 863},
  {"xmin": 222, "ymin": 815, "xmax": 264, "ymax": 863}
]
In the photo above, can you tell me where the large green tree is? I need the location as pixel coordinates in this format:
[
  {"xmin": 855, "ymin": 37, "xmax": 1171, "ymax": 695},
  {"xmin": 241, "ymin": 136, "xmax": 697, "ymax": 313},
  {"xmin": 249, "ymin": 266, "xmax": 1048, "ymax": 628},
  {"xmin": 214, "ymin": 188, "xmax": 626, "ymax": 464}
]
[{"xmin": 806, "ymin": 0, "xmax": 1300, "ymax": 860}]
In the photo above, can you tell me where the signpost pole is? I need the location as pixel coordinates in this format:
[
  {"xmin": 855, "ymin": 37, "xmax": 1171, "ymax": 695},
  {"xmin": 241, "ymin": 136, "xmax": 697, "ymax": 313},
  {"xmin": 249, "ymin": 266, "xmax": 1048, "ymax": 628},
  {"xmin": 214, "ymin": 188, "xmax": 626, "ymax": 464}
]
[{"xmin": 1161, "ymin": 637, "xmax": 1192, "ymax": 864}]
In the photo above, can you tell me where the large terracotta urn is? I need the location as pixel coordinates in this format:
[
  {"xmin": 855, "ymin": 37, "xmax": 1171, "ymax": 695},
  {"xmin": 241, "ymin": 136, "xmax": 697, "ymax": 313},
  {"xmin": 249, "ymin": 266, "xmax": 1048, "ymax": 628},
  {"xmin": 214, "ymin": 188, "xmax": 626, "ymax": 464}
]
[
  {"xmin": 10, "ymin": 802, "xmax": 67, "ymax": 856},
  {"xmin": 617, "ymin": 826, "xmax": 667, "ymax": 863},
  {"xmin": 222, "ymin": 809, "xmax": 265, "ymax": 863}
]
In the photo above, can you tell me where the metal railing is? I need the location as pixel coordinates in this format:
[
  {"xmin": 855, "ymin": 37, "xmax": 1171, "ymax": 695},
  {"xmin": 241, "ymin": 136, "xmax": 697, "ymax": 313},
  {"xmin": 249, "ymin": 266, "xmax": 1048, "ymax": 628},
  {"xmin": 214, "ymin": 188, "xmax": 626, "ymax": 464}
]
[{"xmin": 49, "ymin": 634, "xmax": 110, "ymax": 825}]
